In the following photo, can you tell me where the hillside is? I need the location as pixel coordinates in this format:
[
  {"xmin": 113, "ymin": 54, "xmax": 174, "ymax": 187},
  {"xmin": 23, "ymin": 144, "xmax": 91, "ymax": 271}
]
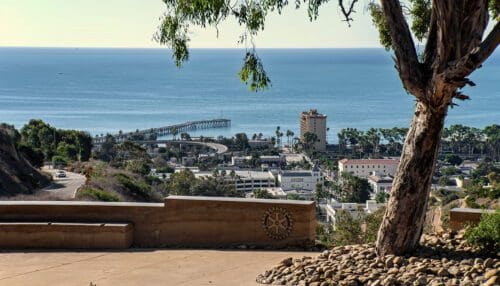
[{"xmin": 0, "ymin": 127, "xmax": 50, "ymax": 196}]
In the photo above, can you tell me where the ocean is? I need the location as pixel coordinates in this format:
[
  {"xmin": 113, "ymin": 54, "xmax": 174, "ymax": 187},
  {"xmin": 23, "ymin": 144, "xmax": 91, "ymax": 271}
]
[{"xmin": 0, "ymin": 48, "xmax": 498, "ymax": 143}]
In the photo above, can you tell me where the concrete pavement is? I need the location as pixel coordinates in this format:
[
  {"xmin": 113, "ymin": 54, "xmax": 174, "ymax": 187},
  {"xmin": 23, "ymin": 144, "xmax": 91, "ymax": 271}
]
[{"xmin": 0, "ymin": 249, "xmax": 317, "ymax": 286}]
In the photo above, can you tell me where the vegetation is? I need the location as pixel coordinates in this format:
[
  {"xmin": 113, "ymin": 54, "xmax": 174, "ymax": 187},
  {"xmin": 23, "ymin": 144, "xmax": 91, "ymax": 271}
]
[
  {"xmin": 336, "ymin": 124, "xmax": 499, "ymax": 159},
  {"xmin": 464, "ymin": 210, "xmax": 500, "ymax": 252},
  {"xmin": 166, "ymin": 169, "xmax": 242, "ymax": 197},
  {"xmin": 155, "ymin": 0, "xmax": 499, "ymax": 255},
  {"xmin": 375, "ymin": 192, "xmax": 389, "ymax": 203},
  {"xmin": 334, "ymin": 172, "xmax": 372, "ymax": 204},
  {"xmin": 77, "ymin": 162, "xmax": 165, "ymax": 202},
  {"xmin": 287, "ymin": 193, "xmax": 305, "ymax": 200},
  {"xmin": 2, "ymin": 120, "xmax": 92, "ymax": 167},
  {"xmin": 77, "ymin": 188, "xmax": 120, "ymax": 202},
  {"xmin": 326, "ymin": 207, "xmax": 386, "ymax": 247},
  {"xmin": 253, "ymin": 188, "xmax": 275, "ymax": 199}
]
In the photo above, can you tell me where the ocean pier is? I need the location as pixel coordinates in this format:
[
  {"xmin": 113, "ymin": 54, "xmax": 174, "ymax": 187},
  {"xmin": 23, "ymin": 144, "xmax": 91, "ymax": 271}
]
[{"xmin": 93, "ymin": 118, "xmax": 231, "ymax": 144}]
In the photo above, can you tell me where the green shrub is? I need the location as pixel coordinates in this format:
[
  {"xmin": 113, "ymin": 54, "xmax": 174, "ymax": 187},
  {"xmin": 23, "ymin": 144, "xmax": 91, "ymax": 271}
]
[
  {"xmin": 464, "ymin": 210, "xmax": 500, "ymax": 251},
  {"xmin": 114, "ymin": 173, "xmax": 151, "ymax": 199},
  {"xmin": 52, "ymin": 155, "xmax": 68, "ymax": 167},
  {"xmin": 464, "ymin": 195, "xmax": 480, "ymax": 208},
  {"xmin": 77, "ymin": 188, "xmax": 120, "ymax": 202}
]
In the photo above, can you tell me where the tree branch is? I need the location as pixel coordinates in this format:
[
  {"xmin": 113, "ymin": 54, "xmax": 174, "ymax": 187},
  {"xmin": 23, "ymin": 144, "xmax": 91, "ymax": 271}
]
[
  {"xmin": 380, "ymin": 0, "xmax": 425, "ymax": 99},
  {"xmin": 423, "ymin": 5, "xmax": 437, "ymax": 69},
  {"xmin": 445, "ymin": 21, "xmax": 500, "ymax": 84},
  {"xmin": 338, "ymin": 0, "xmax": 358, "ymax": 26}
]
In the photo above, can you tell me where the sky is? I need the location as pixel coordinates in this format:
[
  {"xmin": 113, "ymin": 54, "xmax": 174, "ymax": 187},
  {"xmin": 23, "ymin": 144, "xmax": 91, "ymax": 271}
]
[{"xmin": 0, "ymin": 0, "xmax": 382, "ymax": 48}]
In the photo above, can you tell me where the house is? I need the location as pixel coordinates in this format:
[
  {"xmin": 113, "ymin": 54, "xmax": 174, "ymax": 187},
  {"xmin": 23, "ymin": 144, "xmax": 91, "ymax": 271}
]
[
  {"xmin": 368, "ymin": 173, "xmax": 394, "ymax": 194},
  {"xmin": 195, "ymin": 170, "xmax": 276, "ymax": 193},
  {"xmin": 338, "ymin": 158, "xmax": 399, "ymax": 178},
  {"xmin": 278, "ymin": 164, "xmax": 322, "ymax": 191},
  {"xmin": 325, "ymin": 199, "xmax": 386, "ymax": 228}
]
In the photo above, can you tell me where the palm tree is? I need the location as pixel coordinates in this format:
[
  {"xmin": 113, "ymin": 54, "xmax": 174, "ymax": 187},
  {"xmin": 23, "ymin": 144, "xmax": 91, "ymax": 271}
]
[
  {"xmin": 338, "ymin": 129, "xmax": 348, "ymax": 154},
  {"xmin": 171, "ymin": 127, "xmax": 178, "ymax": 140},
  {"xmin": 366, "ymin": 128, "xmax": 381, "ymax": 157},
  {"xmin": 286, "ymin": 130, "xmax": 294, "ymax": 146},
  {"xmin": 275, "ymin": 126, "xmax": 281, "ymax": 147},
  {"xmin": 302, "ymin": 132, "xmax": 318, "ymax": 154}
]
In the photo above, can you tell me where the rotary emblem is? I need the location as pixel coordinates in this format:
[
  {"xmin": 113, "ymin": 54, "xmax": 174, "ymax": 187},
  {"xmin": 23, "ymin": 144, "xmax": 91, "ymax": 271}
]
[{"xmin": 261, "ymin": 207, "xmax": 294, "ymax": 240}]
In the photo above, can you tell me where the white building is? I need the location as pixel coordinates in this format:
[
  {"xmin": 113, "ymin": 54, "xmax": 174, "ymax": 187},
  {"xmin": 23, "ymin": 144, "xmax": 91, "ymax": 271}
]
[
  {"xmin": 231, "ymin": 155, "xmax": 285, "ymax": 168},
  {"xmin": 248, "ymin": 139, "xmax": 273, "ymax": 149},
  {"xmin": 338, "ymin": 158, "xmax": 399, "ymax": 178},
  {"xmin": 368, "ymin": 173, "xmax": 394, "ymax": 194},
  {"xmin": 231, "ymin": 156, "xmax": 251, "ymax": 166},
  {"xmin": 195, "ymin": 170, "xmax": 275, "ymax": 193},
  {"xmin": 260, "ymin": 155, "xmax": 285, "ymax": 167},
  {"xmin": 300, "ymin": 109, "xmax": 327, "ymax": 151},
  {"xmin": 278, "ymin": 165, "xmax": 322, "ymax": 191},
  {"xmin": 325, "ymin": 199, "xmax": 386, "ymax": 227}
]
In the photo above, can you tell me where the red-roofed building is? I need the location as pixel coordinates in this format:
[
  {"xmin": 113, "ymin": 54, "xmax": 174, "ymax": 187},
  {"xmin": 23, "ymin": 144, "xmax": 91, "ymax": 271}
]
[{"xmin": 338, "ymin": 158, "xmax": 399, "ymax": 178}]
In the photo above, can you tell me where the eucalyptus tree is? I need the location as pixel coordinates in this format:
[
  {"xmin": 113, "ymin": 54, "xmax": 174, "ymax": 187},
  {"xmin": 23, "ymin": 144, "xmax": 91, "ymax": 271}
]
[{"xmin": 157, "ymin": 0, "xmax": 499, "ymax": 255}]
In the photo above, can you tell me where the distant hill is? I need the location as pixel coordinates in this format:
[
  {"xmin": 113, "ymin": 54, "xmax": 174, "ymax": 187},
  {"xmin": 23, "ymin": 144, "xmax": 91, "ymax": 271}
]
[{"xmin": 0, "ymin": 127, "xmax": 50, "ymax": 196}]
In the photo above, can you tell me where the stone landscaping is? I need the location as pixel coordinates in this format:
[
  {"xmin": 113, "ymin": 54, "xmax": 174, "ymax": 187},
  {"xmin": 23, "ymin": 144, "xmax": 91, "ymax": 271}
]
[{"xmin": 256, "ymin": 231, "xmax": 498, "ymax": 286}]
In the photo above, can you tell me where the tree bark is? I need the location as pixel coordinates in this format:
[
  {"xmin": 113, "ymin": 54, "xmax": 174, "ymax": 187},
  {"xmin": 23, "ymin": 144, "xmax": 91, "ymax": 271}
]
[{"xmin": 376, "ymin": 101, "xmax": 446, "ymax": 256}]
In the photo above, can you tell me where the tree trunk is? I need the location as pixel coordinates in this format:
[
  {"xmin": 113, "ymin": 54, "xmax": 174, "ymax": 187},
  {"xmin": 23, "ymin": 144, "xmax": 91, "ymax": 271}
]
[{"xmin": 376, "ymin": 101, "xmax": 446, "ymax": 256}]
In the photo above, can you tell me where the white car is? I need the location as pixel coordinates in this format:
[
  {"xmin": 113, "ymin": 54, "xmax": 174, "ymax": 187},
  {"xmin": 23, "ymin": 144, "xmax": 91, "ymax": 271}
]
[{"xmin": 56, "ymin": 170, "xmax": 66, "ymax": 178}]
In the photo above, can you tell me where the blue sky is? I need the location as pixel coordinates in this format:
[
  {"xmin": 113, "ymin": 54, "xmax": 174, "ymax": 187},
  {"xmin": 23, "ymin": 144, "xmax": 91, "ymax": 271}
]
[{"xmin": 0, "ymin": 0, "xmax": 382, "ymax": 48}]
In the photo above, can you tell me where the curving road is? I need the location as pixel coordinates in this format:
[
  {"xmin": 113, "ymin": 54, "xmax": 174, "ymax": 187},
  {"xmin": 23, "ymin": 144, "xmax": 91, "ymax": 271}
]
[
  {"xmin": 139, "ymin": 140, "xmax": 228, "ymax": 155},
  {"xmin": 39, "ymin": 166, "xmax": 86, "ymax": 199}
]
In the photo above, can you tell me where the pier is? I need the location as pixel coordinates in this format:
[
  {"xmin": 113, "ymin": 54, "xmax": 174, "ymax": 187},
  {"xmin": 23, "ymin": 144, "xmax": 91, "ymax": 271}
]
[{"xmin": 93, "ymin": 119, "xmax": 231, "ymax": 145}]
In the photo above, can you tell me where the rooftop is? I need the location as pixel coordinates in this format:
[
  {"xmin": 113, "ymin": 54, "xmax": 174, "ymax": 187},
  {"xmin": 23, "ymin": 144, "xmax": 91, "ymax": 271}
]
[
  {"xmin": 339, "ymin": 158, "xmax": 400, "ymax": 165},
  {"xmin": 301, "ymin": 109, "xmax": 327, "ymax": 118},
  {"xmin": 280, "ymin": 171, "xmax": 312, "ymax": 177},
  {"xmin": 195, "ymin": 170, "xmax": 274, "ymax": 180}
]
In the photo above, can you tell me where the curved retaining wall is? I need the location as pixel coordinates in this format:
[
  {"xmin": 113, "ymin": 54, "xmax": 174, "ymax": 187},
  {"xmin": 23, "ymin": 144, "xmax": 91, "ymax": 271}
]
[{"xmin": 0, "ymin": 196, "xmax": 316, "ymax": 248}]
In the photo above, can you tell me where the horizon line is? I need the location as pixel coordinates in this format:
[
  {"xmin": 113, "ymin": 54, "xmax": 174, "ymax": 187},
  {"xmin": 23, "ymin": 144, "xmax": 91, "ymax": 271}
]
[{"xmin": 0, "ymin": 46, "xmax": 384, "ymax": 50}]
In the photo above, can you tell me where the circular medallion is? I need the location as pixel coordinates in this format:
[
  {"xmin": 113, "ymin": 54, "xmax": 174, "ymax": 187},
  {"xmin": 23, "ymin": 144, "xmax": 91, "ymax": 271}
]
[{"xmin": 261, "ymin": 207, "xmax": 294, "ymax": 240}]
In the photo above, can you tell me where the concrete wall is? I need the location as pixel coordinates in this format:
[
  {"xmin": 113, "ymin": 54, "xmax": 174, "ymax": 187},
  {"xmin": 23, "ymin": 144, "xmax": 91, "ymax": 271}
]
[
  {"xmin": 0, "ymin": 196, "xmax": 316, "ymax": 248},
  {"xmin": 449, "ymin": 207, "xmax": 494, "ymax": 231}
]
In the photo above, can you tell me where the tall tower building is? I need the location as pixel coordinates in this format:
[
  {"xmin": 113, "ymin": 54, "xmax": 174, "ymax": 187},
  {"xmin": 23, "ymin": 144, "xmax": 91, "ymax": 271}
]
[{"xmin": 300, "ymin": 109, "xmax": 327, "ymax": 151}]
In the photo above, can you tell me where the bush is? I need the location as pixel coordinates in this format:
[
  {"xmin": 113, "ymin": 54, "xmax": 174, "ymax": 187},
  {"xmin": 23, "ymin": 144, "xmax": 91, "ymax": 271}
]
[
  {"xmin": 114, "ymin": 173, "xmax": 151, "ymax": 199},
  {"xmin": 77, "ymin": 188, "xmax": 120, "ymax": 202},
  {"xmin": 155, "ymin": 166, "xmax": 175, "ymax": 173},
  {"xmin": 464, "ymin": 210, "xmax": 500, "ymax": 251},
  {"xmin": 52, "ymin": 155, "xmax": 68, "ymax": 168}
]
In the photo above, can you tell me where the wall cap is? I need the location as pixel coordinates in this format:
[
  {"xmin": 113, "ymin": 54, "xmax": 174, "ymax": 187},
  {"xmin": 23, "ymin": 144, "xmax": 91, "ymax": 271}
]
[
  {"xmin": 450, "ymin": 208, "xmax": 495, "ymax": 214},
  {"xmin": 166, "ymin": 195, "xmax": 315, "ymax": 206},
  {"xmin": 0, "ymin": 201, "xmax": 164, "ymax": 207}
]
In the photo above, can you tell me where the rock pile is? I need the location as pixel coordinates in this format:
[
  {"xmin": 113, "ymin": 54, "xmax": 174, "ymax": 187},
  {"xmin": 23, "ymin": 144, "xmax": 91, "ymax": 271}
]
[{"xmin": 256, "ymin": 232, "xmax": 498, "ymax": 285}]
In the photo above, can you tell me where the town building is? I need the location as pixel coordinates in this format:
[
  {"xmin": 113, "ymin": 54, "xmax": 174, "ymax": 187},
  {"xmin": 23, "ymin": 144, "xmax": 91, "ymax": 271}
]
[
  {"xmin": 230, "ymin": 155, "xmax": 285, "ymax": 168},
  {"xmin": 195, "ymin": 170, "xmax": 276, "ymax": 193},
  {"xmin": 325, "ymin": 199, "xmax": 386, "ymax": 228},
  {"xmin": 231, "ymin": 156, "xmax": 251, "ymax": 166},
  {"xmin": 300, "ymin": 109, "xmax": 327, "ymax": 151},
  {"xmin": 338, "ymin": 158, "xmax": 399, "ymax": 178},
  {"xmin": 248, "ymin": 139, "xmax": 273, "ymax": 149},
  {"xmin": 260, "ymin": 155, "xmax": 286, "ymax": 167},
  {"xmin": 368, "ymin": 173, "xmax": 394, "ymax": 194},
  {"xmin": 278, "ymin": 165, "xmax": 323, "ymax": 191}
]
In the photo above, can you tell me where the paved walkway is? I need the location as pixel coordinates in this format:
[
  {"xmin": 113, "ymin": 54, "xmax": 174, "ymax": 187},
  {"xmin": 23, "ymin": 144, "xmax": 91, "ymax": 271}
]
[{"xmin": 0, "ymin": 250, "xmax": 316, "ymax": 286}]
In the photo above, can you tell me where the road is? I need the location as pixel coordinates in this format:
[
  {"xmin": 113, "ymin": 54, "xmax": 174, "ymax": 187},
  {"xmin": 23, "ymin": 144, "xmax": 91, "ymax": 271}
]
[
  {"xmin": 140, "ymin": 140, "xmax": 229, "ymax": 154},
  {"xmin": 39, "ymin": 166, "xmax": 86, "ymax": 200}
]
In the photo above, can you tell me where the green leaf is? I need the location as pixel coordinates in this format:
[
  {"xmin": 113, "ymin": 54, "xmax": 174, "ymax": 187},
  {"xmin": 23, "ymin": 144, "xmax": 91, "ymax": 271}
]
[{"xmin": 238, "ymin": 51, "xmax": 271, "ymax": 91}]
